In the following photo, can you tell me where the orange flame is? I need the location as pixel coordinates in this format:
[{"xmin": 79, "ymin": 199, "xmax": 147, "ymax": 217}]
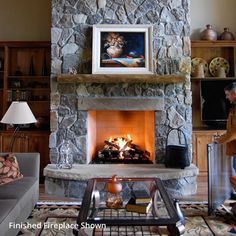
[{"xmin": 109, "ymin": 134, "xmax": 132, "ymax": 158}]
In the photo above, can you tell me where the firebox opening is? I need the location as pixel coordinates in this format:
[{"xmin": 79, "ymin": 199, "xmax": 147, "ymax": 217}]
[{"xmin": 87, "ymin": 110, "xmax": 155, "ymax": 164}]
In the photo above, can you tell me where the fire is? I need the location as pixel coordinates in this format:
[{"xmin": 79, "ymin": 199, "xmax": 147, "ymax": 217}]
[
  {"xmin": 108, "ymin": 134, "xmax": 132, "ymax": 158},
  {"xmin": 95, "ymin": 133, "xmax": 151, "ymax": 164}
]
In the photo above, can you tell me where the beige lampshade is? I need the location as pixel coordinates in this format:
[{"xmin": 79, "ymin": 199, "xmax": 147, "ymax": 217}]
[{"xmin": 1, "ymin": 101, "xmax": 37, "ymax": 124}]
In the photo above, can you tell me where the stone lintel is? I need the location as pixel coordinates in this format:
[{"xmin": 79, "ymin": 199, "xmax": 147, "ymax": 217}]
[
  {"xmin": 57, "ymin": 74, "xmax": 186, "ymax": 84},
  {"xmin": 77, "ymin": 97, "xmax": 164, "ymax": 110},
  {"xmin": 44, "ymin": 164, "xmax": 199, "ymax": 181}
]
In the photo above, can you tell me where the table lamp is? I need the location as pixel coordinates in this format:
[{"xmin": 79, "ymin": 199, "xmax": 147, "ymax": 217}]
[{"xmin": 0, "ymin": 101, "xmax": 37, "ymax": 152}]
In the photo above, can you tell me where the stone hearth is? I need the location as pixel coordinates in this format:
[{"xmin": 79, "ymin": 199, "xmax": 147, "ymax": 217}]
[{"xmin": 44, "ymin": 164, "xmax": 198, "ymax": 200}]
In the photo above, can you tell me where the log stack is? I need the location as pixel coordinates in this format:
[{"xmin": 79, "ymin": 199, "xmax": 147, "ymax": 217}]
[{"xmin": 91, "ymin": 136, "xmax": 153, "ymax": 164}]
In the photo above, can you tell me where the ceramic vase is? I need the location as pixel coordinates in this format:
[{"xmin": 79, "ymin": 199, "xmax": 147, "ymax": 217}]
[
  {"xmin": 220, "ymin": 28, "xmax": 235, "ymax": 40},
  {"xmin": 29, "ymin": 56, "xmax": 35, "ymax": 76},
  {"xmin": 201, "ymin": 24, "xmax": 217, "ymax": 41},
  {"xmin": 41, "ymin": 54, "xmax": 48, "ymax": 76},
  {"xmin": 192, "ymin": 64, "xmax": 205, "ymax": 78},
  {"xmin": 57, "ymin": 140, "xmax": 74, "ymax": 169},
  {"xmin": 216, "ymin": 67, "xmax": 226, "ymax": 78}
]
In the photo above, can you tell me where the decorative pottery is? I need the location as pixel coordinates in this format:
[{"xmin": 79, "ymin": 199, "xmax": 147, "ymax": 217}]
[
  {"xmin": 57, "ymin": 140, "xmax": 74, "ymax": 169},
  {"xmin": 216, "ymin": 67, "xmax": 226, "ymax": 78},
  {"xmin": 106, "ymin": 175, "xmax": 123, "ymax": 209},
  {"xmin": 107, "ymin": 46, "xmax": 123, "ymax": 58},
  {"xmin": 201, "ymin": 24, "xmax": 217, "ymax": 41},
  {"xmin": 220, "ymin": 28, "xmax": 235, "ymax": 40},
  {"xmin": 41, "ymin": 53, "xmax": 48, "ymax": 76},
  {"xmin": 209, "ymin": 57, "xmax": 230, "ymax": 77},
  {"xmin": 106, "ymin": 193, "xmax": 123, "ymax": 209},
  {"xmin": 192, "ymin": 64, "xmax": 205, "ymax": 78},
  {"xmin": 106, "ymin": 175, "xmax": 122, "ymax": 194},
  {"xmin": 0, "ymin": 58, "xmax": 3, "ymax": 70},
  {"xmin": 29, "ymin": 56, "xmax": 35, "ymax": 76},
  {"xmin": 191, "ymin": 57, "xmax": 208, "ymax": 77}
]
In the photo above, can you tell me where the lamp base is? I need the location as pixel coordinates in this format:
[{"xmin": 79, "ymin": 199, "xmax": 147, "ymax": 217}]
[{"xmin": 8, "ymin": 125, "xmax": 20, "ymax": 152}]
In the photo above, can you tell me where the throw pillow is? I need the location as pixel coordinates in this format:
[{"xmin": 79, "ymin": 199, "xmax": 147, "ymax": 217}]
[{"xmin": 0, "ymin": 153, "xmax": 23, "ymax": 185}]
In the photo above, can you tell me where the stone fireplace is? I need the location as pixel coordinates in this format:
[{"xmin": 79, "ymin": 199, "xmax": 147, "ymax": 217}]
[
  {"xmin": 50, "ymin": 0, "xmax": 192, "ymax": 166},
  {"xmin": 51, "ymin": 77, "xmax": 191, "ymax": 165},
  {"xmin": 46, "ymin": 0, "xmax": 196, "ymax": 199}
]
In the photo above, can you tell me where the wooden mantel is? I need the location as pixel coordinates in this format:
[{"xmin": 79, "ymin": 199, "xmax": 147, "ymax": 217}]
[{"xmin": 57, "ymin": 73, "xmax": 186, "ymax": 84}]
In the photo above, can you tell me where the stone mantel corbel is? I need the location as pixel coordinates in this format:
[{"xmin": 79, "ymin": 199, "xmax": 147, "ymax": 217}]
[{"xmin": 57, "ymin": 73, "xmax": 186, "ymax": 84}]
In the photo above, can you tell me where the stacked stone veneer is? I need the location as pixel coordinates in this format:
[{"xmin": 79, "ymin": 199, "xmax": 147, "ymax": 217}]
[{"xmin": 50, "ymin": 0, "xmax": 192, "ymax": 165}]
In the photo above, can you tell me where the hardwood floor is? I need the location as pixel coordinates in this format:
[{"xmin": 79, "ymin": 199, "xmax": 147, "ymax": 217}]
[{"xmin": 39, "ymin": 175, "xmax": 208, "ymax": 202}]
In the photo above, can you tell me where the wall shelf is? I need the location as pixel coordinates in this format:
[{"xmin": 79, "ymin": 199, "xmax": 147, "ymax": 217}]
[
  {"xmin": 0, "ymin": 41, "xmax": 51, "ymax": 183},
  {"xmin": 57, "ymin": 73, "xmax": 186, "ymax": 84},
  {"xmin": 191, "ymin": 40, "xmax": 236, "ymax": 47},
  {"xmin": 191, "ymin": 77, "xmax": 236, "ymax": 81},
  {"xmin": 191, "ymin": 40, "xmax": 236, "ymax": 176},
  {"xmin": 191, "ymin": 40, "xmax": 236, "ymax": 129}
]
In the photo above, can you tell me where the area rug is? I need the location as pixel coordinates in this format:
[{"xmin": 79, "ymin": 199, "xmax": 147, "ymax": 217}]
[{"xmin": 17, "ymin": 201, "xmax": 236, "ymax": 236}]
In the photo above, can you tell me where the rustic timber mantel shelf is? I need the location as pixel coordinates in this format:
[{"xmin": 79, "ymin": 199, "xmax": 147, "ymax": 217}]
[{"xmin": 57, "ymin": 73, "xmax": 186, "ymax": 84}]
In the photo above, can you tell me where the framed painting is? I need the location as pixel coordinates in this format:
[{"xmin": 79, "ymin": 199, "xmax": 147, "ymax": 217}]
[{"xmin": 92, "ymin": 24, "xmax": 153, "ymax": 74}]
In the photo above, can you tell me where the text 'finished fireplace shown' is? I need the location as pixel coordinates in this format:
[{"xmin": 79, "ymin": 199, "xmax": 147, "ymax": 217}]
[{"xmin": 87, "ymin": 110, "xmax": 155, "ymax": 164}]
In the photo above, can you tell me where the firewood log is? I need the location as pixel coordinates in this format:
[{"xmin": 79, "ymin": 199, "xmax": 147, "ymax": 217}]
[
  {"xmin": 120, "ymin": 140, "xmax": 132, "ymax": 152},
  {"xmin": 104, "ymin": 140, "xmax": 120, "ymax": 150}
]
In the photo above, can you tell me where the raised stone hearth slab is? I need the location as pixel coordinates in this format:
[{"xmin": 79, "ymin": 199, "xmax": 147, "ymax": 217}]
[{"xmin": 44, "ymin": 164, "xmax": 199, "ymax": 200}]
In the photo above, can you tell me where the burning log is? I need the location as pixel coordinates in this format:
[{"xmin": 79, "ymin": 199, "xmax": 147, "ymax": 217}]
[
  {"xmin": 144, "ymin": 150, "xmax": 151, "ymax": 157},
  {"xmin": 104, "ymin": 140, "xmax": 120, "ymax": 150},
  {"xmin": 92, "ymin": 135, "xmax": 153, "ymax": 164},
  {"xmin": 120, "ymin": 139, "xmax": 132, "ymax": 152},
  {"xmin": 98, "ymin": 150, "xmax": 120, "ymax": 159}
]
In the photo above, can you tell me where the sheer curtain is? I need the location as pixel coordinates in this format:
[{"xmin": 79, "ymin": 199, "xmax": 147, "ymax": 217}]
[{"xmin": 207, "ymin": 142, "xmax": 231, "ymax": 215}]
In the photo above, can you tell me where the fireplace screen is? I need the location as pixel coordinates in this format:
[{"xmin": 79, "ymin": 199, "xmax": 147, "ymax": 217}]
[{"xmin": 87, "ymin": 110, "xmax": 155, "ymax": 164}]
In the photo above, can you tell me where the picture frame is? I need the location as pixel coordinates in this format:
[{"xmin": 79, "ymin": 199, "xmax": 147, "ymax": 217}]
[{"xmin": 92, "ymin": 24, "xmax": 153, "ymax": 74}]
